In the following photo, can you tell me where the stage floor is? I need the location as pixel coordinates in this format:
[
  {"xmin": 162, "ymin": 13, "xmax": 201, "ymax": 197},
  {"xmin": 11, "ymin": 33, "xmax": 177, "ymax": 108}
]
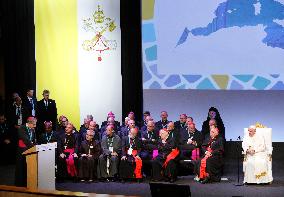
[{"xmin": 1, "ymin": 142, "xmax": 284, "ymax": 197}]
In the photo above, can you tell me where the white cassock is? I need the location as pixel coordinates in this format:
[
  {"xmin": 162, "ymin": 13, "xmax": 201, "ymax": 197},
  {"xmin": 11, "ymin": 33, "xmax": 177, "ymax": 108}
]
[{"xmin": 242, "ymin": 133, "xmax": 271, "ymax": 184}]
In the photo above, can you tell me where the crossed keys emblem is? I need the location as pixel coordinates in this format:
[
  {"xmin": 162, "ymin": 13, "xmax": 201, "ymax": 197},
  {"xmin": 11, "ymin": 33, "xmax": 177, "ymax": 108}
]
[{"xmin": 82, "ymin": 5, "xmax": 117, "ymax": 61}]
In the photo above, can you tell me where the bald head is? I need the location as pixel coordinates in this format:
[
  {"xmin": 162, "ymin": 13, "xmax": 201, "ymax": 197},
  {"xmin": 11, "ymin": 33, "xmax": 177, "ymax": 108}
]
[
  {"xmin": 130, "ymin": 127, "xmax": 138, "ymax": 138},
  {"xmin": 159, "ymin": 129, "xmax": 169, "ymax": 140}
]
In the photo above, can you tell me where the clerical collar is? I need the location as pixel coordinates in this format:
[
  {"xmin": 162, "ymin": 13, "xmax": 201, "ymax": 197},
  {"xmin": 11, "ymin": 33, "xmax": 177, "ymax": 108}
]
[{"xmin": 188, "ymin": 129, "xmax": 195, "ymax": 134}]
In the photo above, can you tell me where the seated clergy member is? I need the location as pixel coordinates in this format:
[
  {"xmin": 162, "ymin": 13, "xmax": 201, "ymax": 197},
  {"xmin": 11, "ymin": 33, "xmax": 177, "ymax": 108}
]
[
  {"xmin": 140, "ymin": 121, "xmax": 158, "ymax": 160},
  {"xmin": 101, "ymin": 111, "xmax": 120, "ymax": 129},
  {"xmin": 119, "ymin": 119, "xmax": 138, "ymax": 138},
  {"xmin": 242, "ymin": 125, "xmax": 272, "ymax": 184},
  {"xmin": 140, "ymin": 115, "xmax": 154, "ymax": 132},
  {"xmin": 140, "ymin": 120, "xmax": 158, "ymax": 176},
  {"xmin": 80, "ymin": 121, "xmax": 100, "ymax": 146},
  {"xmin": 167, "ymin": 121, "xmax": 180, "ymax": 146},
  {"xmin": 97, "ymin": 125, "xmax": 121, "ymax": 181},
  {"xmin": 174, "ymin": 114, "xmax": 187, "ymax": 130},
  {"xmin": 101, "ymin": 116, "xmax": 119, "ymax": 135},
  {"xmin": 57, "ymin": 122, "xmax": 79, "ymax": 181},
  {"xmin": 119, "ymin": 128, "xmax": 143, "ymax": 181},
  {"xmin": 78, "ymin": 130, "xmax": 101, "ymax": 182},
  {"xmin": 39, "ymin": 121, "xmax": 57, "ymax": 144},
  {"xmin": 118, "ymin": 117, "xmax": 130, "ymax": 138},
  {"xmin": 155, "ymin": 111, "xmax": 170, "ymax": 131},
  {"xmin": 15, "ymin": 117, "xmax": 37, "ymax": 187},
  {"xmin": 57, "ymin": 115, "xmax": 69, "ymax": 136},
  {"xmin": 194, "ymin": 126, "xmax": 224, "ymax": 183},
  {"xmin": 151, "ymin": 129, "xmax": 179, "ymax": 183},
  {"xmin": 79, "ymin": 118, "xmax": 90, "ymax": 138},
  {"xmin": 179, "ymin": 122, "xmax": 203, "ymax": 160},
  {"xmin": 140, "ymin": 111, "xmax": 151, "ymax": 129}
]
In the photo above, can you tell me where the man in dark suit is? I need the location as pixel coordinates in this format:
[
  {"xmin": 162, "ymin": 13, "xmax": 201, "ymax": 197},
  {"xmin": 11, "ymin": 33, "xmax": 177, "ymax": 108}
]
[
  {"xmin": 37, "ymin": 90, "xmax": 57, "ymax": 131},
  {"xmin": 22, "ymin": 89, "xmax": 37, "ymax": 118},
  {"xmin": 167, "ymin": 121, "xmax": 180, "ymax": 147},
  {"xmin": 14, "ymin": 117, "xmax": 37, "ymax": 186},
  {"xmin": 174, "ymin": 114, "xmax": 187, "ymax": 131},
  {"xmin": 7, "ymin": 96, "xmax": 29, "ymax": 130},
  {"xmin": 155, "ymin": 111, "xmax": 170, "ymax": 132},
  {"xmin": 179, "ymin": 122, "xmax": 203, "ymax": 160}
]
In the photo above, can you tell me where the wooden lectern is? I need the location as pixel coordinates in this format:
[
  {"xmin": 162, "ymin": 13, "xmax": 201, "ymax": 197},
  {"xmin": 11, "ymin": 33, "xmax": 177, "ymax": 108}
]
[{"xmin": 22, "ymin": 142, "xmax": 57, "ymax": 190}]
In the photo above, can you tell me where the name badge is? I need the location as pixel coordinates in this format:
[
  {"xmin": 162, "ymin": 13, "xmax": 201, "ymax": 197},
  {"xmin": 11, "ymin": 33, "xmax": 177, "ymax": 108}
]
[
  {"xmin": 109, "ymin": 147, "xmax": 113, "ymax": 152},
  {"xmin": 90, "ymin": 145, "xmax": 93, "ymax": 149},
  {"xmin": 127, "ymin": 148, "xmax": 133, "ymax": 155}
]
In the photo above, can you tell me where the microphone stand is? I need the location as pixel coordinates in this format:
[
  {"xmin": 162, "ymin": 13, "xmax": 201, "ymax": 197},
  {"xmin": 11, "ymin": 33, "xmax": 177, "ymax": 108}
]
[{"xmin": 234, "ymin": 136, "xmax": 244, "ymax": 186}]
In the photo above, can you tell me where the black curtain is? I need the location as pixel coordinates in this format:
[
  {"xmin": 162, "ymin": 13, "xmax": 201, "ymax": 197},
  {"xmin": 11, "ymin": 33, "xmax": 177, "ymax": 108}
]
[
  {"xmin": 121, "ymin": 0, "xmax": 143, "ymax": 122},
  {"xmin": 1, "ymin": 0, "xmax": 143, "ymax": 122},
  {"xmin": 1, "ymin": 0, "xmax": 36, "ymax": 102}
]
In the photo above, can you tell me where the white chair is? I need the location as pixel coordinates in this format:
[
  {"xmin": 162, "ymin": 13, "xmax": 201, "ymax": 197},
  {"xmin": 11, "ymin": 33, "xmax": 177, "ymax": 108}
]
[{"xmin": 243, "ymin": 128, "xmax": 273, "ymax": 184}]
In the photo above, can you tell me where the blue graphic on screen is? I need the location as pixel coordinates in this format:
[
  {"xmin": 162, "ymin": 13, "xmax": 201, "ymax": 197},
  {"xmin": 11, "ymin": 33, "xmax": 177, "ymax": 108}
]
[
  {"xmin": 142, "ymin": 0, "xmax": 284, "ymax": 90},
  {"xmin": 177, "ymin": 0, "xmax": 284, "ymax": 49}
]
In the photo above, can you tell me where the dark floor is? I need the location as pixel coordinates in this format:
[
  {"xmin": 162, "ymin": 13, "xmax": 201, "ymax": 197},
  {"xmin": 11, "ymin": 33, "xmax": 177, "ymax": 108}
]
[{"xmin": 1, "ymin": 142, "xmax": 284, "ymax": 197}]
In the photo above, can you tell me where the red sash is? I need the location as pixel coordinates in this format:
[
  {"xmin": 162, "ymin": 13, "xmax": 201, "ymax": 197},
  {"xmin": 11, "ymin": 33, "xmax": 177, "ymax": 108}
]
[
  {"xmin": 199, "ymin": 147, "xmax": 212, "ymax": 179},
  {"xmin": 64, "ymin": 148, "xmax": 77, "ymax": 177},
  {"xmin": 163, "ymin": 148, "xmax": 180, "ymax": 168},
  {"xmin": 132, "ymin": 150, "xmax": 142, "ymax": 179},
  {"xmin": 18, "ymin": 139, "xmax": 27, "ymax": 148}
]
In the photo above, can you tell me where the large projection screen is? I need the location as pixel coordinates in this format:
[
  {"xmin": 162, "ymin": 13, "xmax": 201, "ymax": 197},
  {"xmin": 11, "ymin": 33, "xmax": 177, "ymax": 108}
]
[{"xmin": 142, "ymin": 0, "xmax": 284, "ymax": 141}]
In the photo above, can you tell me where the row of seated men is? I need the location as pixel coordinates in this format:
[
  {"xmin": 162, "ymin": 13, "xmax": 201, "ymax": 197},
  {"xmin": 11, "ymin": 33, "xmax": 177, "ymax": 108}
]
[{"xmin": 14, "ymin": 114, "xmax": 225, "ymax": 186}]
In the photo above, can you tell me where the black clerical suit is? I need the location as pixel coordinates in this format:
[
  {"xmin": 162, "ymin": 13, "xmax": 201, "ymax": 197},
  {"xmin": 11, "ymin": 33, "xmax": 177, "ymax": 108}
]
[
  {"xmin": 151, "ymin": 137, "xmax": 178, "ymax": 181},
  {"xmin": 194, "ymin": 135, "xmax": 224, "ymax": 182},
  {"xmin": 119, "ymin": 135, "xmax": 142, "ymax": 179},
  {"xmin": 57, "ymin": 132, "xmax": 79, "ymax": 180},
  {"xmin": 14, "ymin": 125, "xmax": 36, "ymax": 186},
  {"xmin": 78, "ymin": 139, "xmax": 101, "ymax": 180},
  {"xmin": 155, "ymin": 120, "xmax": 169, "ymax": 132},
  {"xmin": 179, "ymin": 128, "xmax": 203, "ymax": 159}
]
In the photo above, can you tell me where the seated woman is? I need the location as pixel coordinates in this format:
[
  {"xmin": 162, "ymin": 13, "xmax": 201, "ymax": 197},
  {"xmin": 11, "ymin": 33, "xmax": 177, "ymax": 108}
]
[
  {"xmin": 242, "ymin": 125, "xmax": 272, "ymax": 184},
  {"xmin": 78, "ymin": 130, "xmax": 101, "ymax": 182},
  {"xmin": 119, "ymin": 128, "xmax": 142, "ymax": 182},
  {"xmin": 194, "ymin": 126, "xmax": 224, "ymax": 183},
  {"xmin": 151, "ymin": 129, "xmax": 179, "ymax": 183}
]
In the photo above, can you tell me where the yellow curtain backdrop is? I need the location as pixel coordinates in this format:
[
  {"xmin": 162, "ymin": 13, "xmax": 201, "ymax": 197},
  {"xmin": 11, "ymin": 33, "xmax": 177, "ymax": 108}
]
[{"xmin": 35, "ymin": 0, "xmax": 80, "ymax": 128}]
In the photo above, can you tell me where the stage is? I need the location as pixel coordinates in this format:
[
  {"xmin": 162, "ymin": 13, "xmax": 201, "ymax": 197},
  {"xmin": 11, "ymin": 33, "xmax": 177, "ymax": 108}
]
[{"xmin": 1, "ymin": 142, "xmax": 284, "ymax": 197}]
